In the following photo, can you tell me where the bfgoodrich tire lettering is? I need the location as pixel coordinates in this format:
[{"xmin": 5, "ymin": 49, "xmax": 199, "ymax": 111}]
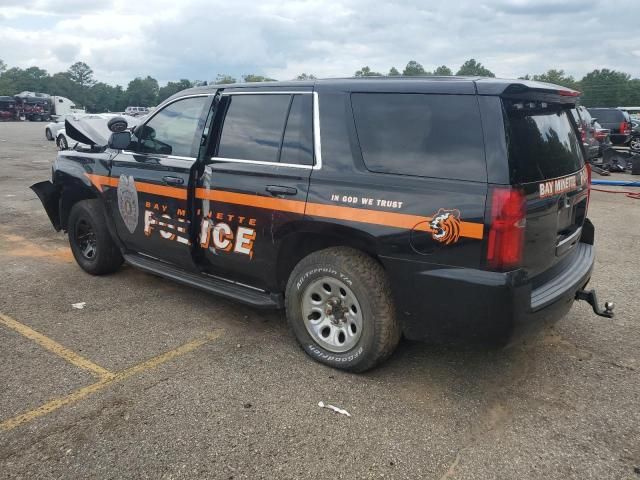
[
  {"xmin": 285, "ymin": 247, "xmax": 401, "ymax": 372},
  {"xmin": 68, "ymin": 200, "xmax": 123, "ymax": 275}
]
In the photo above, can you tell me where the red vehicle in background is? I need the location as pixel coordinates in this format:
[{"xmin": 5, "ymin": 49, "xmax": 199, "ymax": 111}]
[{"xmin": 0, "ymin": 96, "xmax": 18, "ymax": 120}]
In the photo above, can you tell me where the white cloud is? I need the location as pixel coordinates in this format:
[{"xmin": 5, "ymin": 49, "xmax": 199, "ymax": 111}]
[{"xmin": 0, "ymin": 0, "xmax": 638, "ymax": 86}]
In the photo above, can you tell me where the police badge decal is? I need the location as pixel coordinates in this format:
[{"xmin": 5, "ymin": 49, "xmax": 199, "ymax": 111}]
[{"xmin": 117, "ymin": 174, "xmax": 139, "ymax": 234}]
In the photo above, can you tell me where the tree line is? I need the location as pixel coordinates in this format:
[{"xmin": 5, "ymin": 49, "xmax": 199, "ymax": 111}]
[{"xmin": 0, "ymin": 58, "xmax": 638, "ymax": 113}]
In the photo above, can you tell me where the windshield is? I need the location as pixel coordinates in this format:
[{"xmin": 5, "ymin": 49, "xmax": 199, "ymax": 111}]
[{"xmin": 505, "ymin": 102, "xmax": 584, "ymax": 183}]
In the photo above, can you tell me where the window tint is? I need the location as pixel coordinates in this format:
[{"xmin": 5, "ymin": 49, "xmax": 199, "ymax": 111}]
[
  {"xmin": 505, "ymin": 102, "xmax": 584, "ymax": 183},
  {"xmin": 217, "ymin": 94, "xmax": 291, "ymax": 162},
  {"xmin": 139, "ymin": 96, "xmax": 208, "ymax": 157},
  {"xmin": 351, "ymin": 93, "xmax": 486, "ymax": 181},
  {"xmin": 586, "ymin": 109, "xmax": 623, "ymax": 123},
  {"xmin": 280, "ymin": 95, "xmax": 314, "ymax": 165}
]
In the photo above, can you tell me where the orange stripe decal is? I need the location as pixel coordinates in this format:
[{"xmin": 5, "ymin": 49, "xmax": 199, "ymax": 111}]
[
  {"xmin": 84, "ymin": 174, "xmax": 186, "ymax": 200},
  {"xmin": 83, "ymin": 174, "xmax": 483, "ymax": 240}
]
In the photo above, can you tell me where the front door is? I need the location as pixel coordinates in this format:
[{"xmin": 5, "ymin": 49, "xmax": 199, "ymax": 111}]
[
  {"xmin": 194, "ymin": 90, "xmax": 315, "ymax": 290},
  {"xmin": 106, "ymin": 94, "xmax": 213, "ymax": 269}
]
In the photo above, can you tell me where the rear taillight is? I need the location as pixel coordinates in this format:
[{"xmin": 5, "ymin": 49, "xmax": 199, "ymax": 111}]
[
  {"xmin": 486, "ymin": 187, "xmax": 526, "ymax": 271},
  {"xmin": 620, "ymin": 121, "xmax": 631, "ymax": 135}
]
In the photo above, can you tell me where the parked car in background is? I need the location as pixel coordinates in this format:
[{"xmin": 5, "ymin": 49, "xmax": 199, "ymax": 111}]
[
  {"xmin": 56, "ymin": 114, "xmax": 140, "ymax": 151},
  {"xmin": 593, "ymin": 121, "xmax": 612, "ymax": 156},
  {"xmin": 0, "ymin": 96, "xmax": 17, "ymax": 120},
  {"xmin": 45, "ymin": 114, "xmax": 78, "ymax": 141},
  {"xmin": 630, "ymin": 119, "xmax": 640, "ymax": 152},
  {"xmin": 587, "ymin": 108, "xmax": 632, "ymax": 145},
  {"xmin": 125, "ymin": 106, "xmax": 150, "ymax": 116},
  {"xmin": 571, "ymin": 106, "xmax": 599, "ymax": 160}
]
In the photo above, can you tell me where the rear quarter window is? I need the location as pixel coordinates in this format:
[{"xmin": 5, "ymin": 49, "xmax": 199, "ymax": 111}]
[{"xmin": 350, "ymin": 93, "xmax": 486, "ymax": 182}]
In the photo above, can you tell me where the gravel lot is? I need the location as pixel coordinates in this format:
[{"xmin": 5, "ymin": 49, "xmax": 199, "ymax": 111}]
[{"xmin": 0, "ymin": 121, "xmax": 639, "ymax": 479}]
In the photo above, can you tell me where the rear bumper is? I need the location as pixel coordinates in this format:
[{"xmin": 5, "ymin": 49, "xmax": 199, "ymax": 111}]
[{"xmin": 383, "ymin": 242, "xmax": 595, "ymax": 345}]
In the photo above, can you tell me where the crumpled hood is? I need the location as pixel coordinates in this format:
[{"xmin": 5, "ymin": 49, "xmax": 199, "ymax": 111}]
[{"xmin": 64, "ymin": 114, "xmax": 140, "ymax": 146}]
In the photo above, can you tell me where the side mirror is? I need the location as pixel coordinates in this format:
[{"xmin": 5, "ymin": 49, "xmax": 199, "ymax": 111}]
[
  {"xmin": 108, "ymin": 131, "xmax": 131, "ymax": 150},
  {"xmin": 107, "ymin": 116, "xmax": 128, "ymax": 133},
  {"xmin": 591, "ymin": 118, "xmax": 598, "ymax": 125}
]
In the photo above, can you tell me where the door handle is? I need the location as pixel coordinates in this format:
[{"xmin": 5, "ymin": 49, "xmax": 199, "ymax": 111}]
[
  {"xmin": 162, "ymin": 176, "xmax": 184, "ymax": 186},
  {"xmin": 266, "ymin": 185, "xmax": 297, "ymax": 196}
]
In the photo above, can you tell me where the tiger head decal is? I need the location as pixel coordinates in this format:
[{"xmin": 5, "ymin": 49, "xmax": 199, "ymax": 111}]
[{"xmin": 429, "ymin": 209, "xmax": 462, "ymax": 245}]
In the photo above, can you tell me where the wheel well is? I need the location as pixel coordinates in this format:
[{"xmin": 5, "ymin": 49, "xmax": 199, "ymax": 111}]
[
  {"xmin": 59, "ymin": 185, "xmax": 98, "ymax": 231},
  {"xmin": 275, "ymin": 226, "xmax": 380, "ymax": 291}
]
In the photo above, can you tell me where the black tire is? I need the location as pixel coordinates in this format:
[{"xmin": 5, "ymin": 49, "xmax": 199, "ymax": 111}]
[
  {"xmin": 285, "ymin": 247, "xmax": 401, "ymax": 372},
  {"xmin": 630, "ymin": 136, "xmax": 640, "ymax": 153},
  {"xmin": 45, "ymin": 128, "xmax": 53, "ymax": 141},
  {"xmin": 68, "ymin": 200, "xmax": 123, "ymax": 275},
  {"xmin": 57, "ymin": 135, "xmax": 68, "ymax": 150}
]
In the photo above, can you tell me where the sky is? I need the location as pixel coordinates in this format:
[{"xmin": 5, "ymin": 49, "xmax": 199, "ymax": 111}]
[{"xmin": 1, "ymin": 0, "xmax": 639, "ymax": 86}]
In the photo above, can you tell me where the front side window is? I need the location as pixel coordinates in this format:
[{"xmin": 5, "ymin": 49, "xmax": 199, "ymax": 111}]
[
  {"xmin": 138, "ymin": 96, "xmax": 209, "ymax": 157},
  {"xmin": 217, "ymin": 93, "xmax": 313, "ymax": 165},
  {"xmin": 351, "ymin": 93, "xmax": 486, "ymax": 181}
]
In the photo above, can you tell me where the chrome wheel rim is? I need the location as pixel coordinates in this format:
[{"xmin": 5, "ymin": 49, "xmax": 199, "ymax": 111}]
[
  {"xmin": 630, "ymin": 137, "xmax": 640, "ymax": 150},
  {"xmin": 302, "ymin": 276, "xmax": 363, "ymax": 353},
  {"xmin": 75, "ymin": 219, "xmax": 97, "ymax": 260}
]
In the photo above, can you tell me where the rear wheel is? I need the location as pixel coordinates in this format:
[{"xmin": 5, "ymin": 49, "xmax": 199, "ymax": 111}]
[
  {"xmin": 285, "ymin": 247, "xmax": 401, "ymax": 372},
  {"xmin": 630, "ymin": 136, "xmax": 640, "ymax": 153},
  {"xmin": 68, "ymin": 200, "xmax": 123, "ymax": 275},
  {"xmin": 45, "ymin": 128, "xmax": 53, "ymax": 141}
]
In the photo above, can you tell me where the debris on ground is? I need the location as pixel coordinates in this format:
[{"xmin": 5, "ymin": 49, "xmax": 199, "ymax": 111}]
[
  {"xmin": 71, "ymin": 302, "xmax": 86, "ymax": 309},
  {"xmin": 318, "ymin": 401, "xmax": 351, "ymax": 417}
]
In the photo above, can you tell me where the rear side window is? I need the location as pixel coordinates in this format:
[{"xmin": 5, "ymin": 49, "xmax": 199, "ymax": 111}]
[
  {"xmin": 504, "ymin": 101, "xmax": 583, "ymax": 183},
  {"xmin": 280, "ymin": 95, "xmax": 314, "ymax": 165},
  {"xmin": 351, "ymin": 93, "xmax": 486, "ymax": 182},
  {"xmin": 217, "ymin": 93, "xmax": 313, "ymax": 165}
]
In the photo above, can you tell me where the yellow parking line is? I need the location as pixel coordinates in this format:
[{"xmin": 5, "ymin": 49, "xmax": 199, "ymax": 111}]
[
  {"xmin": 0, "ymin": 330, "xmax": 223, "ymax": 432},
  {"xmin": 0, "ymin": 313, "xmax": 114, "ymax": 380}
]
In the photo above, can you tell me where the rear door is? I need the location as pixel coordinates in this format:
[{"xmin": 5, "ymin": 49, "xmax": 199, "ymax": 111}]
[
  {"xmin": 503, "ymin": 99, "xmax": 588, "ymax": 278},
  {"xmin": 194, "ymin": 89, "xmax": 314, "ymax": 290},
  {"xmin": 107, "ymin": 94, "xmax": 213, "ymax": 269}
]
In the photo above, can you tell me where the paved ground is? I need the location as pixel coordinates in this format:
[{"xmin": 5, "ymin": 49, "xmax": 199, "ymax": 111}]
[{"xmin": 0, "ymin": 122, "xmax": 639, "ymax": 479}]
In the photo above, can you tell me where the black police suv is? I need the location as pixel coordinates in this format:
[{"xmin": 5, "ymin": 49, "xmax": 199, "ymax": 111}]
[{"xmin": 32, "ymin": 77, "xmax": 613, "ymax": 372}]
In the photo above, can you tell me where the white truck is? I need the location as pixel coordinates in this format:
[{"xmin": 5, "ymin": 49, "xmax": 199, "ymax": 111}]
[{"xmin": 14, "ymin": 91, "xmax": 85, "ymax": 121}]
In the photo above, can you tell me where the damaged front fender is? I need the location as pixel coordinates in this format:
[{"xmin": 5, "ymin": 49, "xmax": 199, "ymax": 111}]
[{"xmin": 30, "ymin": 181, "xmax": 61, "ymax": 231}]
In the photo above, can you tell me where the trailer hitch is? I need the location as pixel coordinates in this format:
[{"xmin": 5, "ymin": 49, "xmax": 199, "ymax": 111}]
[{"xmin": 575, "ymin": 289, "xmax": 615, "ymax": 318}]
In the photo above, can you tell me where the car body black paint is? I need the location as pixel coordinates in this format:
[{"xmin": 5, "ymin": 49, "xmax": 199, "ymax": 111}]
[{"xmin": 33, "ymin": 77, "xmax": 603, "ymax": 344}]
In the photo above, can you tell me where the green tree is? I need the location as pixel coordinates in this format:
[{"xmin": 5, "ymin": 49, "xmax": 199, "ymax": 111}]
[
  {"xmin": 456, "ymin": 59, "xmax": 495, "ymax": 77},
  {"xmin": 214, "ymin": 74, "xmax": 236, "ymax": 84},
  {"xmin": 531, "ymin": 69, "xmax": 579, "ymax": 90},
  {"xmin": 580, "ymin": 69, "xmax": 632, "ymax": 107},
  {"xmin": 402, "ymin": 60, "xmax": 427, "ymax": 76},
  {"xmin": 433, "ymin": 65, "xmax": 452, "ymax": 76},
  {"xmin": 46, "ymin": 72, "xmax": 76, "ymax": 99},
  {"xmin": 0, "ymin": 66, "xmax": 50, "ymax": 93},
  {"xmin": 388, "ymin": 67, "xmax": 400, "ymax": 76},
  {"xmin": 67, "ymin": 62, "xmax": 95, "ymax": 88},
  {"xmin": 296, "ymin": 73, "xmax": 316, "ymax": 80},
  {"xmin": 0, "ymin": 59, "xmax": 6, "ymax": 74},
  {"xmin": 354, "ymin": 66, "xmax": 382, "ymax": 77},
  {"xmin": 242, "ymin": 74, "xmax": 276, "ymax": 82},
  {"xmin": 157, "ymin": 79, "xmax": 193, "ymax": 103},
  {"xmin": 125, "ymin": 76, "xmax": 159, "ymax": 106}
]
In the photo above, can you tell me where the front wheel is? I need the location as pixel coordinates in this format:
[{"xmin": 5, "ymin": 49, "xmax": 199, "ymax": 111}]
[
  {"xmin": 630, "ymin": 136, "xmax": 640, "ymax": 153},
  {"xmin": 45, "ymin": 128, "xmax": 53, "ymax": 141},
  {"xmin": 285, "ymin": 247, "xmax": 401, "ymax": 372},
  {"xmin": 57, "ymin": 135, "xmax": 68, "ymax": 150},
  {"xmin": 68, "ymin": 200, "xmax": 123, "ymax": 275}
]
